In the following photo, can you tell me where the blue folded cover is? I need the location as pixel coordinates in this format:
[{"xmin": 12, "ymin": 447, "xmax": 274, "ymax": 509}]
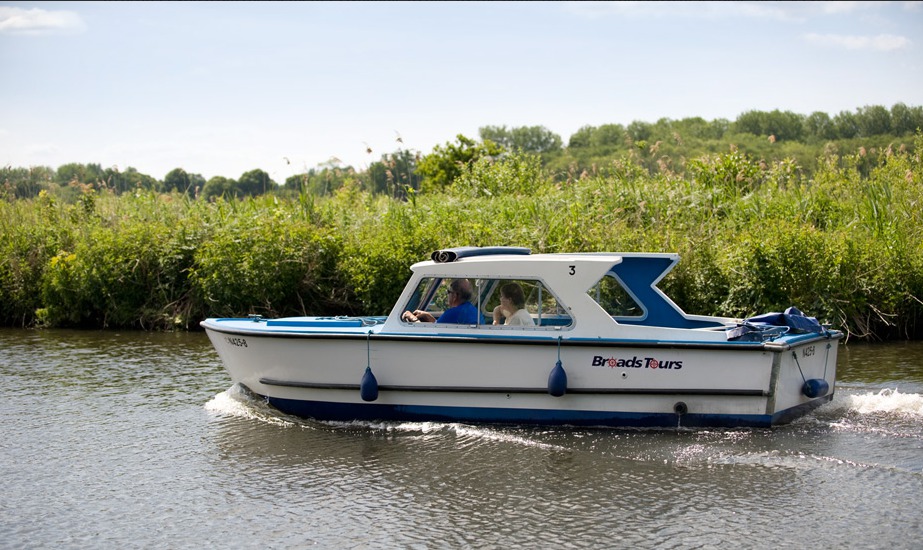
[{"xmin": 745, "ymin": 306, "xmax": 824, "ymax": 334}]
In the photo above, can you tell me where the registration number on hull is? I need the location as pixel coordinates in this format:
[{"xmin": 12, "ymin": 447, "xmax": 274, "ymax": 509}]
[{"xmin": 225, "ymin": 336, "xmax": 248, "ymax": 348}]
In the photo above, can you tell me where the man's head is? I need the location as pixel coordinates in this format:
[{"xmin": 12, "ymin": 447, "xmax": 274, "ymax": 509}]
[{"xmin": 448, "ymin": 279, "xmax": 473, "ymax": 304}]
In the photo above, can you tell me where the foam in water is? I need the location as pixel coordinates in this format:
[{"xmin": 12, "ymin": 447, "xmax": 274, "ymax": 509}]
[
  {"xmin": 203, "ymin": 387, "xmax": 568, "ymax": 449},
  {"xmin": 452, "ymin": 424, "xmax": 568, "ymax": 450},
  {"xmin": 204, "ymin": 386, "xmax": 297, "ymax": 427},
  {"xmin": 844, "ymin": 388, "xmax": 923, "ymax": 416},
  {"xmin": 325, "ymin": 419, "xmax": 568, "ymax": 450}
]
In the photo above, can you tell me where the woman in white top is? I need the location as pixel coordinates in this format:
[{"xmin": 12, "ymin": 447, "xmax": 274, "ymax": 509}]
[{"xmin": 492, "ymin": 283, "xmax": 535, "ymax": 326}]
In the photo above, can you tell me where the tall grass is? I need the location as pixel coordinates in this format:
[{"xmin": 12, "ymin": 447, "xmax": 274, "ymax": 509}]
[{"xmin": 1, "ymin": 134, "xmax": 921, "ymax": 339}]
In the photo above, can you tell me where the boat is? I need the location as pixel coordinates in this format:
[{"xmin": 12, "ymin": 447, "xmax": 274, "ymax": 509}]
[{"xmin": 201, "ymin": 246, "xmax": 842, "ymax": 428}]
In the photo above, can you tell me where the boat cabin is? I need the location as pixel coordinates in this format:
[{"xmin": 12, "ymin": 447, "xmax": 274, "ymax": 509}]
[{"xmin": 386, "ymin": 247, "xmax": 738, "ymax": 337}]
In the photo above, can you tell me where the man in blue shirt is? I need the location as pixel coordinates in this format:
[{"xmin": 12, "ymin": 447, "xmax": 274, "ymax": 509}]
[{"xmin": 402, "ymin": 279, "xmax": 483, "ymax": 324}]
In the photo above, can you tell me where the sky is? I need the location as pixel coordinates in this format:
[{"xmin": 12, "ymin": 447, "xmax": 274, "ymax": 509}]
[{"xmin": 1, "ymin": 1, "xmax": 921, "ymax": 183}]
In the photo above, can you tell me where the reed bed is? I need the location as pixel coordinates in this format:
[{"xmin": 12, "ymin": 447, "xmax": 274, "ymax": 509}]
[{"xmin": 1, "ymin": 136, "xmax": 920, "ymax": 340}]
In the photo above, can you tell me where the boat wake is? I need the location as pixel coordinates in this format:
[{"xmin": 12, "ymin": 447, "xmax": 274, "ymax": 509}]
[
  {"xmin": 324, "ymin": 420, "xmax": 569, "ymax": 450},
  {"xmin": 843, "ymin": 388, "xmax": 923, "ymax": 416},
  {"xmin": 818, "ymin": 388, "xmax": 923, "ymax": 418},
  {"xmin": 204, "ymin": 384, "xmax": 923, "ymax": 451},
  {"xmin": 203, "ymin": 385, "xmax": 570, "ymax": 450},
  {"xmin": 204, "ymin": 385, "xmax": 300, "ymax": 428},
  {"xmin": 450, "ymin": 424, "xmax": 569, "ymax": 451},
  {"xmin": 804, "ymin": 387, "xmax": 923, "ymax": 442}
]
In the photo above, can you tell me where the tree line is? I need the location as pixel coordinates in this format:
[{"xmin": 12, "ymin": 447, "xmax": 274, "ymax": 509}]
[{"xmin": 2, "ymin": 103, "xmax": 920, "ymax": 201}]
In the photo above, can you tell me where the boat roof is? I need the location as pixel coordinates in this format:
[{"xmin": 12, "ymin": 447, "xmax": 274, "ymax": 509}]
[
  {"xmin": 411, "ymin": 248, "xmax": 679, "ymax": 292},
  {"xmin": 420, "ymin": 246, "xmax": 675, "ymax": 263},
  {"xmin": 400, "ymin": 247, "xmax": 726, "ymax": 333},
  {"xmin": 414, "ymin": 248, "xmax": 676, "ymax": 273}
]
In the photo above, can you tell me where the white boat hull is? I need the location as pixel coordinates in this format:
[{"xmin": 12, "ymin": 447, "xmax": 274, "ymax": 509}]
[{"xmin": 203, "ymin": 323, "xmax": 838, "ymax": 428}]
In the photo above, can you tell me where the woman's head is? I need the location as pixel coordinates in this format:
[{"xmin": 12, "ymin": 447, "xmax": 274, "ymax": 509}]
[{"xmin": 500, "ymin": 282, "xmax": 526, "ymax": 309}]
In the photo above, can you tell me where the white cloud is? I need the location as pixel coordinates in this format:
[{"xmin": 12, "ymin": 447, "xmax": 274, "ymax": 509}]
[
  {"xmin": 0, "ymin": 6, "xmax": 86, "ymax": 35},
  {"xmin": 804, "ymin": 32, "xmax": 912, "ymax": 51},
  {"xmin": 819, "ymin": 1, "xmax": 882, "ymax": 15},
  {"xmin": 565, "ymin": 1, "xmax": 921, "ymax": 23},
  {"xmin": 564, "ymin": 1, "xmax": 805, "ymax": 22}
]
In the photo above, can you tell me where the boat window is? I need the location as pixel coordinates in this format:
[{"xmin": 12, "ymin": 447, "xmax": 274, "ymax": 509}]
[
  {"xmin": 588, "ymin": 272, "xmax": 643, "ymax": 318},
  {"xmin": 404, "ymin": 277, "xmax": 442, "ymax": 314},
  {"xmin": 479, "ymin": 278, "xmax": 572, "ymax": 328},
  {"xmin": 401, "ymin": 277, "xmax": 484, "ymax": 325}
]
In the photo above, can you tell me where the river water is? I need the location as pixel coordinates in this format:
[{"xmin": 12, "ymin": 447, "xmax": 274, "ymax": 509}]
[{"xmin": 1, "ymin": 329, "xmax": 921, "ymax": 549}]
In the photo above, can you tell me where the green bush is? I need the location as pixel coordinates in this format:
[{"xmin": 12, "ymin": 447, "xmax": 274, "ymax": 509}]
[
  {"xmin": 189, "ymin": 196, "xmax": 349, "ymax": 318},
  {"xmin": 0, "ymin": 208, "xmax": 59, "ymax": 325},
  {"xmin": 38, "ymin": 202, "xmax": 196, "ymax": 329}
]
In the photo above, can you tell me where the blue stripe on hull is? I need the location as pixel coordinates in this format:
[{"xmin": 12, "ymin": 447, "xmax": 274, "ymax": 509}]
[
  {"xmin": 261, "ymin": 395, "xmax": 831, "ymax": 429},
  {"xmin": 771, "ymin": 393, "xmax": 834, "ymax": 425}
]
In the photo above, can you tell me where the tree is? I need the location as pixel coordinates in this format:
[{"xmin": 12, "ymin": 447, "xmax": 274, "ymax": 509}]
[
  {"xmin": 479, "ymin": 125, "xmax": 563, "ymax": 155},
  {"xmin": 832, "ymin": 110, "xmax": 859, "ymax": 139},
  {"xmin": 56, "ymin": 163, "xmax": 105, "ymax": 186},
  {"xmin": 804, "ymin": 111, "xmax": 836, "ymax": 141},
  {"xmin": 416, "ymin": 134, "xmax": 504, "ymax": 192},
  {"xmin": 367, "ymin": 149, "xmax": 420, "ymax": 197},
  {"xmin": 592, "ymin": 124, "xmax": 627, "ymax": 148},
  {"xmin": 670, "ymin": 117, "xmax": 729, "ymax": 140},
  {"xmin": 284, "ymin": 173, "xmax": 308, "ymax": 192},
  {"xmin": 163, "ymin": 168, "xmax": 205, "ymax": 196},
  {"xmin": 201, "ymin": 176, "xmax": 237, "ymax": 201},
  {"xmin": 567, "ymin": 125, "xmax": 594, "ymax": 148},
  {"xmin": 710, "ymin": 118, "xmax": 732, "ymax": 139},
  {"xmin": 735, "ymin": 110, "xmax": 766, "ymax": 136},
  {"xmin": 735, "ymin": 110, "xmax": 804, "ymax": 141},
  {"xmin": 856, "ymin": 105, "xmax": 891, "ymax": 137},
  {"xmin": 626, "ymin": 121, "xmax": 653, "ymax": 143},
  {"xmin": 890, "ymin": 103, "xmax": 919, "ymax": 135},
  {"xmin": 236, "ymin": 169, "xmax": 276, "ymax": 197},
  {"xmin": 283, "ymin": 164, "xmax": 355, "ymax": 196},
  {"xmin": 768, "ymin": 110, "xmax": 805, "ymax": 141},
  {"xmin": 104, "ymin": 166, "xmax": 159, "ymax": 194},
  {"xmin": 567, "ymin": 124, "xmax": 626, "ymax": 151},
  {"xmin": 0, "ymin": 165, "xmax": 55, "ymax": 198}
]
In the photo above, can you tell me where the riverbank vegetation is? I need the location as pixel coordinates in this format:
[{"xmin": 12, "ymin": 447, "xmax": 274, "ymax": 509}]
[{"xmin": 1, "ymin": 105, "xmax": 921, "ymax": 340}]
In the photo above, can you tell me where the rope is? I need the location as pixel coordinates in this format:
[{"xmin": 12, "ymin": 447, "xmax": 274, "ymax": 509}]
[
  {"xmin": 335, "ymin": 315, "xmax": 380, "ymax": 326},
  {"xmin": 792, "ymin": 351, "xmax": 807, "ymax": 384},
  {"xmin": 366, "ymin": 330, "xmax": 372, "ymax": 368}
]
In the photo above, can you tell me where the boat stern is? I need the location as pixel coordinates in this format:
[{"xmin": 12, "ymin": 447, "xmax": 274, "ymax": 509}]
[{"xmin": 765, "ymin": 333, "xmax": 841, "ymax": 425}]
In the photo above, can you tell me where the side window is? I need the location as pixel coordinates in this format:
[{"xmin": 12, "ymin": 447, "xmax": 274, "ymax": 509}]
[
  {"xmin": 589, "ymin": 272, "xmax": 643, "ymax": 318},
  {"xmin": 402, "ymin": 277, "xmax": 483, "ymax": 325},
  {"xmin": 481, "ymin": 278, "xmax": 572, "ymax": 328},
  {"xmin": 404, "ymin": 277, "xmax": 449, "ymax": 319}
]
